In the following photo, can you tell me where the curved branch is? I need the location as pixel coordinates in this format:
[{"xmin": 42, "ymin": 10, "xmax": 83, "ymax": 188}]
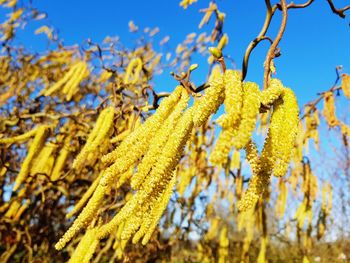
[
  {"xmin": 327, "ymin": 0, "xmax": 350, "ymax": 18},
  {"xmin": 242, "ymin": 0, "xmax": 277, "ymax": 80},
  {"xmin": 263, "ymin": 0, "xmax": 288, "ymax": 90}
]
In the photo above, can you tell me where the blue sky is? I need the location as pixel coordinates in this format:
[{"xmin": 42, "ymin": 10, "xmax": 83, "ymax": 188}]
[{"xmin": 14, "ymin": 0, "xmax": 350, "ymax": 107}]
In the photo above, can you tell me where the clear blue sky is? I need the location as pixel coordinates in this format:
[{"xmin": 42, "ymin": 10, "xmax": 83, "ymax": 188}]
[{"xmin": 16, "ymin": 0, "xmax": 350, "ymax": 107}]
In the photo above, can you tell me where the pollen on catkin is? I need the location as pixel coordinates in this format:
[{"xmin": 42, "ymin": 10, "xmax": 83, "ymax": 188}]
[
  {"xmin": 55, "ymin": 183, "xmax": 105, "ymax": 250},
  {"xmin": 68, "ymin": 227, "xmax": 99, "ymax": 263},
  {"xmin": 192, "ymin": 74, "xmax": 225, "ymax": 127},
  {"xmin": 131, "ymin": 88, "xmax": 190, "ymax": 189},
  {"xmin": 237, "ymin": 141, "xmax": 269, "ymax": 212},
  {"xmin": 231, "ymin": 81, "xmax": 261, "ymax": 149},
  {"xmin": 97, "ymin": 108, "xmax": 194, "ymax": 242},
  {"xmin": 219, "ymin": 69, "xmax": 243, "ymax": 128},
  {"xmin": 260, "ymin": 78, "xmax": 284, "ymax": 106},
  {"xmin": 272, "ymin": 88, "xmax": 299, "ymax": 177},
  {"xmin": 55, "ymin": 86, "xmax": 185, "ymax": 251},
  {"xmin": 101, "ymin": 86, "xmax": 182, "ymax": 166}
]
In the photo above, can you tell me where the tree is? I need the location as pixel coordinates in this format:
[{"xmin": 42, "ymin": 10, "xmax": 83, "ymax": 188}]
[{"xmin": 0, "ymin": 0, "xmax": 349, "ymax": 262}]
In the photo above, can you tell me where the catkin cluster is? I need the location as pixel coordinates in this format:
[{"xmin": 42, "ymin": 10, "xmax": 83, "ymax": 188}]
[
  {"xmin": 206, "ymin": 76, "xmax": 300, "ymax": 212},
  {"xmin": 56, "ymin": 70, "xmax": 233, "ymax": 257},
  {"xmin": 42, "ymin": 61, "xmax": 89, "ymax": 100},
  {"xmin": 0, "ymin": 125, "xmax": 50, "ymax": 191},
  {"xmin": 54, "ymin": 66, "xmax": 300, "ymax": 261},
  {"xmin": 72, "ymin": 106, "xmax": 115, "ymax": 171}
]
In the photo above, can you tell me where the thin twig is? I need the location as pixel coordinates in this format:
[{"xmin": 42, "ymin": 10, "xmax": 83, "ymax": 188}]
[{"xmin": 326, "ymin": 0, "xmax": 350, "ymax": 18}]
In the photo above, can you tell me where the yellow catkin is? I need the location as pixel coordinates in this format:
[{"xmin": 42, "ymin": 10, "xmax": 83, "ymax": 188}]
[
  {"xmin": 100, "ymin": 86, "xmax": 183, "ymax": 183},
  {"xmin": 209, "ymin": 128, "xmax": 235, "ymax": 166},
  {"xmin": 231, "ymin": 81, "xmax": 261, "ymax": 149},
  {"xmin": 65, "ymin": 62, "xmax": 89, "ymax": 101},
  {"xmin": 276, "ymin": 179, "xmax": 288, "ymax": 218},
  {"xmin": 219, "ymin": 69, "xmax": 243, "ymax": 128},
  {"xmin": 68, "ymin": 228, "xmax": 99, "ymax": 263},
  {"xmin": 55, "ymin": 184, "xmax": 105, "ymax": 250},
  {"xmin": 304, "ymin": 107, "xmax": 319, "ymax": 150},
  {"xmin": 208, "ymin": 64, "xmax": 221, "ymax": 83},
  {"xmin": 97, "ymin": 108, "xmax": 194, "ymax": 240},
  {"xmin": 120, "ymin": 210, "xmax": 143, "ymax": 242},
  {"xmin": 62, "ymin": 62, "xmax": 86, "ymax": 94},
  {"xmin": 0, "ymin": 127, "xmax": 38, "ymax": 144},
  {"xmin": 323, "ymin": 91, "xmax": 338, "ymax": 127},
  {"xmin": 73, "ymin": 106, "xmax": 115, "ymax": 171},
  {"xmin": 66, "ymin": 173, "xmax": 103, "ymax": 219},
  {"xmin": 13, "ymin": 200, "xmax": 29, "ymax": 221},
  {"xmin": 30, "ymin": 142, "xmax": 56, "ymax": 176},
  {"xmin": 257, "ymin": 235, "xmax": 268, "ymax": 263},
  {"xmin": 50, "ymin": 135, "xmax": 71, "ymax": 181},
  {"xmin": 260, "ymin": 78, "xmax": 284, "ymax": 106},
  {"xmin": 272, "ymin": 88, "xmax": 299, "ymax": 177},
  {"xmin": 133, "ymin": 171, "xmax": 176, "ymax": 245},
  {"xmin": 124, "ymin": 57, "xmax": 143, "ymax": 84},
  {"xmin": 43, "ymin": 62, "xmax": 81, "ymax": 96},
  {"xmin": 341, "ymin": 73, "xmax": 350, "ymax": 98},
  {"xmin": 13, "ymin": 125, "xmax": 49, "ymax": 191},
  {"xmin": 56, "ymin": 87, "xmax": 183, "ymax": 250},
  {"xmin": 131, "ymin": 89, "xmax": 189, "ymax": 189},
  {"xmin": 237, "ymin": 141, "xmax": 268, "ymax": 211},
  {"xmin": 192, "ymin": 74, "xmax": 225, "ymax": 127},
  {"xmin": 230, "ymin": 150, "xmax": 240, "ymax": 170},
  {"xmin": 218, "ymin": 226, "xmax": 229, "ymax": 263}
]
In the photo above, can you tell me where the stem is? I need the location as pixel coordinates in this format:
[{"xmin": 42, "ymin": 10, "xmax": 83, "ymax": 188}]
[
  {"xmin": 242, "ymin": 0, "xmax": 277, "ymax": 81},
  {"xmin": 326, "ymin": 0, "xmax": 350, "ymax": 18},
  {"xmin": 263, "ymin": 0, "xmax": 288, "ymax": 90}
]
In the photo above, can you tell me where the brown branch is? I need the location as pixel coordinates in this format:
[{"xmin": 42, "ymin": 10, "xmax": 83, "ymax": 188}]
[
  {"xmin": 242, "ymin": 0, "xmax": 315, "ymax": 82},
  {"xmin": 301, "ymin": 66, "xmax": 343, "ymax": 119},
  {"xmin": 326, "ymin": 0, "xmax": 350, "ymax": 18},
  {"xmin": 300, "ymin": 85, "xmax": 342, "ymax": 119},
  {"xmin": 242, "ymin": 0, "xmax": 277, "ymax": 80},
  {"xmin": 263, "ymin": 0, "xmax": 288, "ymax": 90}
]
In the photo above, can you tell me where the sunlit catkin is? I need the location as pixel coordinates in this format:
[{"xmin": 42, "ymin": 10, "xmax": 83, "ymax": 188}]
[
  {"xmin": 0, "ymin": 127, "xmax": 38, "ymax": 144},
  {"xmin": 124, "ymin": 57, "xmax": 143, "ymax": 84},
  {"xmin": 323, "ymin": 91, "xmax": 339, "ymax": 127},
  {"xmin": 260, "ymin": 78, "xmax": 283, "ymax": 106},
  {"xmin": 192, "ymin": 74, "xmax": 225, "ymax": 127},
  {"xmin": 231, "ymin": 81, "xmax": 260, "ymax": 149},
  {"xmin": 97, "ymin": 108, "xmax": 194, "ymax": 242},
  {"xmin": 341, "ymin": 73, "xmax": 350, "ymax": 98},
  {"xmin": 13, "ymin": 125, "xmax": 49, "ymax": 191},
  {"xmin": 237, "ymin": 141, "xmax": 267, "ymax": 211},
  {"xmin": 272, "ymin": 87, "xmax": 299, "ymax": 177},
  {"xmin": 50, "ymin": 135, "xmax": 71, "ymax": 181},
  {"xmin": 220, "ymin": 69, "xmax": 243, "ymax": 128},
  {"xmin": 131, "ymin": 88, "xmax": 190, "ymax": 189},
  {"xmin": 101, "ymin": 86, "xmax": 182, "ymax": 166},
  {"xmin": 66, "ymin": 173, "xmax": 103, "ymax": 219},
  {"xmin": 209, "ymin": 128, "xmax": 235, "ymax": 166},
  {"xmin": 73, "ymin": 106, "xmax": 115, "ymax": 171},
  {"xmin": 68, "ymin": 227, "xmax": 99, "ymax": 263},
  {"xmin": 56, "ymin": 87, "xmax": 184, "ymax": 250},
  {"xmin": 55, "ymin": 183, "xmax": 105, "ymax": 250},
  {"xmin": 133, "ymin": 171, "xmax": 176, "ymax": 245},
  {"xmin": 43, "ymin": 62, "xmax": 80, "ymax": 96}
]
